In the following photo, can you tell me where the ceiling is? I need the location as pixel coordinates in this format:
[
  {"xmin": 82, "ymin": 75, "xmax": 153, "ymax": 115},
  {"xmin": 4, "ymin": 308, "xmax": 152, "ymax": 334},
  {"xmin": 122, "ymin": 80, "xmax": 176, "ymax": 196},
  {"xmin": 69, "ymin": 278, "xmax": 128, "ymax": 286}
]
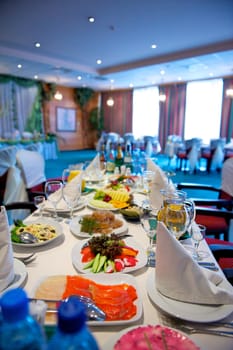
[{"xmin": 0, "ymin": 0, "xmax": 233, "ymax": 91}]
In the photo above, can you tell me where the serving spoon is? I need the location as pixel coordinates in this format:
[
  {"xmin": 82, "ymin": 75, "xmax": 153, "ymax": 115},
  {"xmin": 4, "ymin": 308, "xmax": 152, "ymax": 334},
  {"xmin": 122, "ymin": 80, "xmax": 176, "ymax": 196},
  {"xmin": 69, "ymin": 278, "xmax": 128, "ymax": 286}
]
[
  {"xmin": 30, "ymin": 295, "xmax": 106, "ymax": 322},
  {"xmin": 19, "ymin": 232, "xmax": 38, "ymax": 244}
]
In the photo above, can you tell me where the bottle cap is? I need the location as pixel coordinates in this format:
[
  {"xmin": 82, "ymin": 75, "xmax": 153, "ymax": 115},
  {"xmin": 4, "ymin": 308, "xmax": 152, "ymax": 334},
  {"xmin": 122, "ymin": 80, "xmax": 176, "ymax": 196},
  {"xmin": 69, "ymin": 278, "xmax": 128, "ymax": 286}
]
[
  {"xmin": 58, "ymin": 296, "xmax": 87, "ymax": 333},
  {"xmin": 1, "ymin": 288, "xmax": 29, "ymax": 323}
]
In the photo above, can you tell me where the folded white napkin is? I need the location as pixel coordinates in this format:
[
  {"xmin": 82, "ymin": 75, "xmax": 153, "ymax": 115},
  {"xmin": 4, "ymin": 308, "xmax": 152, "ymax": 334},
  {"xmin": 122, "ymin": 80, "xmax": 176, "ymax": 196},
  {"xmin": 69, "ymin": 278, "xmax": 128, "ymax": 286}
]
[
  {"xmin": 146, "ymin": 159, "xmax": 175, "ymax": 209},
  {"xmin": 84, "ymin": 154, "xmax": 104, "ymax": 180},
  {"xmin": 0, "ymin": 206, "xmax": 15, "ymax": 292},
  {"xmin": 156, "ymin": 222, "xmax": 233, "ymax": 305},
  {"xmin": 44, "ymin": 173, "xmax": 82, "ymax": 211}
]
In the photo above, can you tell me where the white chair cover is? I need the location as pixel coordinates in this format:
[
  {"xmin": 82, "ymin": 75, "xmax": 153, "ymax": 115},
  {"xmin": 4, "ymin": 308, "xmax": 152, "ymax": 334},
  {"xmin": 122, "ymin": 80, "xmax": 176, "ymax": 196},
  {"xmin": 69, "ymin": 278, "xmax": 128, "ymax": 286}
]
[
  {"xmin": 16, "ymin": 149, "xmax": 46, "ymax": 189},
  {"xmin": 187, "ymin": 144, "xmax": 199, "ymax": 172},
  {"xmin": 221, "ymin": 158, "xmax": 233, "ymax": 197},
  {"xmin": 211, "ymin": 144, "xmax": 224, "ymax": 171},
  {"xmin": 0, "ymin": 146, "xmax": 17, "ymax": 176},
  {"xmin": 0, "ymin": 146, "xmax": 28, "ymax": 221}
]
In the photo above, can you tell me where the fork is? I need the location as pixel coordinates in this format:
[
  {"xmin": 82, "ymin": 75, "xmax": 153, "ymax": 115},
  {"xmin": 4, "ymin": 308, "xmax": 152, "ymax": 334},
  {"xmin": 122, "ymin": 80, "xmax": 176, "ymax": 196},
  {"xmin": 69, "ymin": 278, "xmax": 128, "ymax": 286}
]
[
  {"xmin": 14, "ymin": 253, "xmax": 36, "ymax": 264},
  {"xmin": 177, "ymin": 324, "xmax": 233, "ymax": 338}
]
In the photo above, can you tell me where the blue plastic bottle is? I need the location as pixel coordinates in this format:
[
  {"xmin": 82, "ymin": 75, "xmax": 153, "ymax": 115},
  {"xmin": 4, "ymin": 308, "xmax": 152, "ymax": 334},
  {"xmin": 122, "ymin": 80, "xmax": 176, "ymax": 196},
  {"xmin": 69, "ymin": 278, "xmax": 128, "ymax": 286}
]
[
  {"xmin": 0, "ymin": 288, "xmax": 46, "ymax": 350},
  {"xmin": 47, "ymin": 296, "xmax": 99, "ymax": 350}
]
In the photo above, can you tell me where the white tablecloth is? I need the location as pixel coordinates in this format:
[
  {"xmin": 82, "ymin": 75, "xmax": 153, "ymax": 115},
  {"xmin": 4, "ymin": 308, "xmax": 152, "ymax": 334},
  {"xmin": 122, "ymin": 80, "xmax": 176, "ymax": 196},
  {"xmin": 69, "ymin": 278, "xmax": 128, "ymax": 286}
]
[{"xmin": 11, "ymin": 190, "xmax": 233, "ymax": 350}]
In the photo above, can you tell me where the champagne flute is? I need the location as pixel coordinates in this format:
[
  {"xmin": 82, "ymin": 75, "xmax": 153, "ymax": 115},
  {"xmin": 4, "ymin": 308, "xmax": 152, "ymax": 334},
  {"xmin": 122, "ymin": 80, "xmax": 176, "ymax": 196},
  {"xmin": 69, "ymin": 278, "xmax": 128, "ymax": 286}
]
[
  {"xmin": 141, "ymin": 213, "xmax": 158, "ymax": 265},
  {"xmin": 165, "ymin": 203, "xmax": 188, "ymax": 240},
  {"xmin": 191, "ymin": 224, "xmax": 209, "ymax": 260},
  {"xmin": 44, "ymin": 180, "xmax": 63, "ymax": 220},
  {"xmin": 34, "ymin": 195, "xmax": 45, "ymax": 218}
]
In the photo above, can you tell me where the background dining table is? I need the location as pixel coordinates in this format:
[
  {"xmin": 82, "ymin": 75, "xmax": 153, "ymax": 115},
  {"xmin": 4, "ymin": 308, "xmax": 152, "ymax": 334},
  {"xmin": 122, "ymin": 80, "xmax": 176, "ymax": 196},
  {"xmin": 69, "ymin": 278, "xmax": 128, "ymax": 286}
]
[{"xmin": 10, "ymin": 187, "xmax": 233, "ymax": 350}]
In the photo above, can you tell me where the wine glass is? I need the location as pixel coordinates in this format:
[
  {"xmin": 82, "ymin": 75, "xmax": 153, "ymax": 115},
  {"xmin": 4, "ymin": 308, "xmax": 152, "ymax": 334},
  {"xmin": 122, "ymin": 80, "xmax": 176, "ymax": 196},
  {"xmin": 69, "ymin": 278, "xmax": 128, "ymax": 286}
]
[
  {"xmin": 62, "ymin": 169, "xmax": 82, "ymax": 220},
  {"xmin": 191, "ymin": 224, "xmax": 209, "ymax": 260},
  {"xmin": 44, "ymin": 180, "xmax": 63, "ymax": 220},
  {"xmin": 184, "ymin": 199, "xmax": 196, "ymax": 233},
  {"xmin": 165, "ymin": 203, "xmax": 188, "ymax": 240},
  {"xmin": 141, "ymin": 213, "xmax": 158, "ymax": 265},
  {"xmin": 34, "ymin": 195, "xmax": 45, "ymax": 218}
]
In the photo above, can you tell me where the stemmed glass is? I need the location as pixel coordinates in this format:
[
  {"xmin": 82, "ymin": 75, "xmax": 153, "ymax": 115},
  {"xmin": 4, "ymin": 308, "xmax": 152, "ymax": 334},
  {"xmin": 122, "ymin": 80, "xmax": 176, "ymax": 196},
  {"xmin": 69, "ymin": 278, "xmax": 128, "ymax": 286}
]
[
  {"xmin": 44, "ymin": 180, "xmax": 63, "ymax": 220},
  {"xmin": 165, "ymin": 203, "xmax": 188, "ymax": 240},
  {"xmin": 184, "ymin": 199, "xmax": 196, "ymax": 234},
  {"xmin": 191, "ymin": 224, "xmax": 209, "ymax": 260},
  {"xmin": 141, "ymin": 213, "xmax": 158, "ymax": 265},
  {"xmin": 62, "ymin": 168, "xmax": 82, "ymax": 220},
  {"xmin": 34, "ymin": 195, "xmax": 45, "ymax": 218}
]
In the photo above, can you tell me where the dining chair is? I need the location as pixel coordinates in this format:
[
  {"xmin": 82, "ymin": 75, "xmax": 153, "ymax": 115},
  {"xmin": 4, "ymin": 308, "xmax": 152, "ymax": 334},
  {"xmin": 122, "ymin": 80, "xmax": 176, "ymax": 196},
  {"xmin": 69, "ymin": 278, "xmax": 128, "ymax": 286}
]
[
  {"xmin": 206, "ymin": 235, "xmax": 233, "ymax": 285},
  {"xmin": 16, "ymin": 149, "xmax": 61, "ymax": 201},
  {"xmin": 201, "ymin": 138, "xmax": 225, "ymax": 173},
  {"xmin": 177, "ymin": 157, "xmax": 233, "ymax": 240},
  {"xmin": 4, "ymin": 201, "xmax": 37, "ymax": 224},
  {"xmin": 176, "ymin": 138, "xmax": 202, "ymax": 173}
]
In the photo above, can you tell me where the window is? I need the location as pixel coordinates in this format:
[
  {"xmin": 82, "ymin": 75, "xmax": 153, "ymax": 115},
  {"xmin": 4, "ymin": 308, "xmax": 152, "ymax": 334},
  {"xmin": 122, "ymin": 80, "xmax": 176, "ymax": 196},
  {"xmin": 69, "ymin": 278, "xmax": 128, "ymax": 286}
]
[
  {"xmin": 132, "ymin": 86, "xmax": 160, "ymax": 139},
  {"xmin": 184, "ymin": 79, "xmax": 223, "ymax": 144}
]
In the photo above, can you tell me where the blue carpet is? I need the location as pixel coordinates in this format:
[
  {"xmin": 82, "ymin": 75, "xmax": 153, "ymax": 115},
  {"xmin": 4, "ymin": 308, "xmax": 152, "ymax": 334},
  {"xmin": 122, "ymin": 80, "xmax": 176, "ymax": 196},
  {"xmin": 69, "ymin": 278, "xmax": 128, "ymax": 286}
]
[{"xmin": 45, "ymin": 150, "xmax": 221, "ymax": 199}]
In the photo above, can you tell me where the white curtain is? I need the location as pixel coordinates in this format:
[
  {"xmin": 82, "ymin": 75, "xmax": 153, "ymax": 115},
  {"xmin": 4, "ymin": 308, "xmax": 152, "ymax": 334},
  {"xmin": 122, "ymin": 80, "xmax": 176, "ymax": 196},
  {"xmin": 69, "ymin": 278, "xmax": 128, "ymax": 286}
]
[
  {"xmin": 0, "ymin": 82, "xmax": 15, "ymax": 138},
  {"xmin": 0, "ymin": 81, "xmax": 38, "ymax": 138},
  {"xmin": 132, "ymin": 86, "xmax": 160, "ymax": 139},
  {"xmin": 14, "ymin": 84, "xmax": 38, "ymax": 135}
]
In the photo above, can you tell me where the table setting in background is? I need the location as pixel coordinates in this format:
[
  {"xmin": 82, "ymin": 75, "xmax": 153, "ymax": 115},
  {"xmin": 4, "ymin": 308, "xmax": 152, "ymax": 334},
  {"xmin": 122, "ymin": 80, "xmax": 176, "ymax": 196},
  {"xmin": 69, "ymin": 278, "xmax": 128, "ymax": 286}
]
[{"xmin": 1, "ymin": 155, "xmax": 233, "ymax": 350}]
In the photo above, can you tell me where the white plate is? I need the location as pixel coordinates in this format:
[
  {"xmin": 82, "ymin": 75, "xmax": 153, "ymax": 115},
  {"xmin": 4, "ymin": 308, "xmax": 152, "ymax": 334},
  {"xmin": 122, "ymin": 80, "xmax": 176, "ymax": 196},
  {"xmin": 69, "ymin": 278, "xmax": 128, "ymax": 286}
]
[
  {"xmin": 0, "ymin": 259, "xmax": 27, "ymax": 296},
  {"xmin": 102, "ymin": 324, "xmax": 199, "ymax": 350},
  {"xmin": 12, "ymin": 218, "xmax": 63, "ymax": 248},
  {"xmin": 72, "ymin": 237, "xmax": 147, "ymax": 274},
  {"xmin": 147, "ymin": 271, "xmax": 233, "ymax": 323},
  {"xmin": 69, "ymin": 214, "xmax": 128, "ymax": 238},
  {"xmin": 44, "ymin": 199, "xmax": 85, "ymax": 213},
  {"xmin": 37, "ymin": 273, "xmax": 142, "ymax": 326}
]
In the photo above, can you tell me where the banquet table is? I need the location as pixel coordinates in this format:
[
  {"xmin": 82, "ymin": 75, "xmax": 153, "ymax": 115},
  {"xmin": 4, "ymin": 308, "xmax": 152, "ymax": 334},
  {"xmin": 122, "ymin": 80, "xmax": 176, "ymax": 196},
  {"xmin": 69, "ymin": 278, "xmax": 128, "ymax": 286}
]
[{"xmin": 10, "ymin": 187, "xmax": 233, "ymax": 350}]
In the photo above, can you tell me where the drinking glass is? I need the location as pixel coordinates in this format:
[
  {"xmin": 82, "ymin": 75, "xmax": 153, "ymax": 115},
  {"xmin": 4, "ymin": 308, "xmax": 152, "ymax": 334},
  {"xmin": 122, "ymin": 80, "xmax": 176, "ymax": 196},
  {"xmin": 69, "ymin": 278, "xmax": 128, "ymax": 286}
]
[
  {"xmin": 34, "ymin": 195, "xmax": 45, "ymax": 218},
  {"xmin": 141, "ymin": 213, "xmax": 158, "ymax": 265},
  {"xmin": 184, "ymin": 199, "xmax": 196, "ymax": 233},
  {"xmin": 191, "ymin": 224, "xmax": 209, "ymax": 260},
  {"xmin": 44, "ymin": 180, "xmax": 63, "ymax": 220},
  {"xmin": 165, "ymin": 203, "xmax": 188, "ymax": 240},
  {"xmin": 62, "ymin": 169, "xmax": 82, "ymax": 220}
]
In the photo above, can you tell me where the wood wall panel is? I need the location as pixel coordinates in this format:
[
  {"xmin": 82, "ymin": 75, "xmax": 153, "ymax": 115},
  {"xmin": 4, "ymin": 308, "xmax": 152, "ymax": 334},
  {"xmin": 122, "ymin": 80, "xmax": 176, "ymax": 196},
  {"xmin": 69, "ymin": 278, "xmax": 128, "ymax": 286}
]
[{"xmin": 43, "ymin": 86, "xmax": 100, "ymax": 151}]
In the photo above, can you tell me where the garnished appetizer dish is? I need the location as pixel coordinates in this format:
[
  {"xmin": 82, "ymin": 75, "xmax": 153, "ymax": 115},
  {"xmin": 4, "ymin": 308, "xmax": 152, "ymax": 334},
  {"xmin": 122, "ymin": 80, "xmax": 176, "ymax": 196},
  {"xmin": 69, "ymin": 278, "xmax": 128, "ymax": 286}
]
[
  {"xmin": 79, "ymin": 211, "xmax": 124, "ymax": 235},
  {"xmin": 35, "ymin": 274, "xmax": 138, "ymax": 322},
  {"xmin": 113, "ymin": 325, "xmax": 200, "ymax": 350},
  {"xmin": 105, "ymin": 175, "xmax": 136, "ymax": 191},
  {"xmin": 81, "ymin": 234, "xmax": 138, "ymax": 273},
  {"xmin": 11, "ymin": 220, "xmax": 57, "ymax": 244},
  {"xmin": 89, "ymin": 189, "xmax": 132, "ymax": 209}
]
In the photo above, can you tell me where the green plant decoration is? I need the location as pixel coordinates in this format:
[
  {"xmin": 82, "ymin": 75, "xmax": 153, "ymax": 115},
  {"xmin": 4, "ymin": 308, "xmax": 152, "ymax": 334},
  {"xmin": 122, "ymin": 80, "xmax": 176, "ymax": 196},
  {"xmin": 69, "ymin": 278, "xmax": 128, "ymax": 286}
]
[
  {"xmin": 41, "ymin": 83, "xmax": 56, "ymax": 102},
  {"xmin": 74, "ymin": 87, "xmax": 94, "ymax": 110},
  {"xmin": 89, "ymin": 107, "xmax": 104, "ymax": 137}
]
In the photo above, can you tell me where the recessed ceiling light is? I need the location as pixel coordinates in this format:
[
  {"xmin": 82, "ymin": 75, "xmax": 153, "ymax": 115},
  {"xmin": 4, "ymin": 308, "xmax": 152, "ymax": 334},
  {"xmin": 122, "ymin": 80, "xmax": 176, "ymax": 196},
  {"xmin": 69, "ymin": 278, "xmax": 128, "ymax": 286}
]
[
  {"xmin": 96, "ymin": 59, "xmax": 102, "ymax": 65},
  {"xmin": 34, "ymin": 75, "xmax": 38, "ymax": 79},
  {"xmin": 160, "ymin": 70, "xmax": 165, "ymax": 75},
  {"xmin": 17, "ymin": 64, "xmax": 22, "ymax": 69},
  {"xmin": 88, "ymin": 16, "xmax": 95, "ymax": 23},
  {"xmin": 34, "ymin": 42, "xmax": 41, "ymax": 48},
  {"xmin": 129, "ymin": 83, "xmax": 134, "ymax": 88},
  {"xmin": 110, "ymin": 79, "xmax": 114, "ymax": 83},
  {"xmin": 151, "ymin": 44, "xmax": 157, "ymax": 49},
  {"xmin": 209, "ymin": 72, "xmax": 214, "ymax": 77},
  {"xmin": 77, "ymin": 75, "xmax": 82, "ymax": 80},
  {"xmin": 177, "ymin": 76, "xmax": 182, "ymax": 81}
]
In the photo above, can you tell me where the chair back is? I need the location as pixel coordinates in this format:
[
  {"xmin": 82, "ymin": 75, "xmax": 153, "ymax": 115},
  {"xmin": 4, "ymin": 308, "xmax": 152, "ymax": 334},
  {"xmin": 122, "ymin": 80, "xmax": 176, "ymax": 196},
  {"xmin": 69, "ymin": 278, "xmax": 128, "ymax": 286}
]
[
  {"xmin": 16, "ymin": 149, "xmax": 46, "ymax": 189},
  {"xmin": 221, "ymin": 158, "xmax": 233, "ymax": 198}
]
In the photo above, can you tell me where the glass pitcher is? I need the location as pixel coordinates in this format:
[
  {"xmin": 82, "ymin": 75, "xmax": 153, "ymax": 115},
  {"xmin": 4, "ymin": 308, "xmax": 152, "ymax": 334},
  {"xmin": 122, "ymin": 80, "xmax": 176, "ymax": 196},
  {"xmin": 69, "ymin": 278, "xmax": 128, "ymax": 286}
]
[{"xmin": 157, "ymin": 189, "xmax": 187, "ymax": 223}]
